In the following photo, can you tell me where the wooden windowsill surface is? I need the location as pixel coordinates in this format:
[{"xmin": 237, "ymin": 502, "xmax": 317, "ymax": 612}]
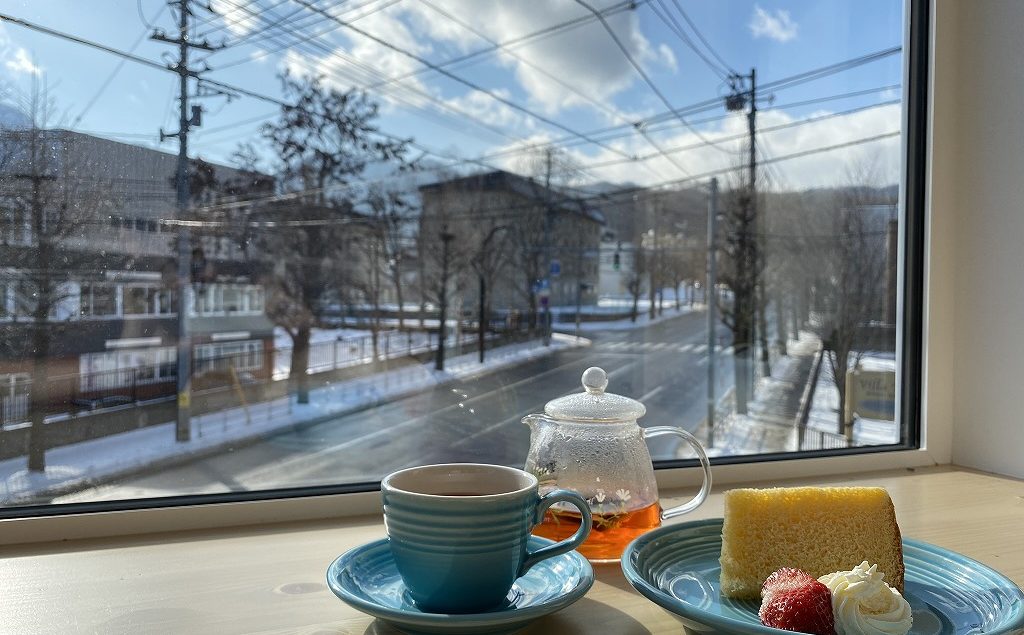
[{"xmin": 1, "ymin": 465, "xmax": 1021, "ymax": 634}]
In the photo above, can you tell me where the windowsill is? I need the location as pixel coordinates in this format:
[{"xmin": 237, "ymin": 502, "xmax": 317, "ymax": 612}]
[{"xmin": 0, "ymin": 465, "xmax": 1018, "ymax": 633}]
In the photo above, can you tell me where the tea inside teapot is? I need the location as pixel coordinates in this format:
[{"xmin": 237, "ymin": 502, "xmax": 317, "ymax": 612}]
[{"xmin": 523, "ymin": 367, "xmax": 712, "ymax": 562}]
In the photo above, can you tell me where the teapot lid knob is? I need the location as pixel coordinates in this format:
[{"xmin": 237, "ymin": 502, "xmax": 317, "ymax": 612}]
[{"xmin": 582, "ymin": 367, "xmax": 608, "ymax": 394}]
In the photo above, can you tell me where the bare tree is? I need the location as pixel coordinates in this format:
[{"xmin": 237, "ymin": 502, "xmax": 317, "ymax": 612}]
[
  {"xmin": 248, "ymin": 72, "xmax": 411, "ymax": 402},
  {"xmin": 418, "ymin": 178, "xmax": 471, "ymax": 370},
  {"xmin": 365, "ymin": 186, "xmax": 413, "ymax": 332},
  {"xmin": 0, "ymin": 82, "xmax": 112, "ymax": 471},
  {"xmin": 511, "ymin": 147, "xmax": 580, "ymax": 332},
  {"xmin": 716, "ymin": 173, "xmax": 760, "ymax": 415},
  {"xmin": 472, "ymin": 219, "xmax": 512, "ymax": 362},
  {"xmin": 818, "ymin": 162, "xmax": 893, "ymax": 437}
]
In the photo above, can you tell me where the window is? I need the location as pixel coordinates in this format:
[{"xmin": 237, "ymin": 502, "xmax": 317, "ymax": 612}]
[
  {"xmin": 192, "ymin": 283, "xmax": 265, "ymax": 316},
  {"xmin": 194, "ymin": 340, "xmax": 263, "ymax": 374},
  {"xmin": 122, "ymin": 286, "xmax": 151, "ymax": 315},
  {"xmin": 79, "ymin": 284, "xmax": 117, "ymax": 317},
  {"xmin": 79, "ymin": 347, "xmax": 176, "ymax": 391},
  {"xmin": 0, "ymin": 373, "xmax": 30, "ymax": 426},
  {"xmin": 0, "ymin": 0, "xmax": 925, "ymax": 515}
]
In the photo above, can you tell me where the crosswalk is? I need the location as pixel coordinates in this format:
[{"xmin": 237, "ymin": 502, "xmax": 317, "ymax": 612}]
[{"xmin": 595, "ymin": 341, "xmax": 734, "ymax": 354}]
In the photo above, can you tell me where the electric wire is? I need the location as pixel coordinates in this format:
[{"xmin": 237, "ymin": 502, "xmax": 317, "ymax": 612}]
[
  {"xmin": 668, "ymin": 0, "xmax": 735, "ymax": 75},
  {"xmin": 287, "ymin": 0, "xmax": 640, "ymax": 161},
  {"xmin": 648, "ymin": 0, "xmax": 729, "ymax": 79},
  {"xmin": 574, "ymin": 0, "xmax": 742, "ymax": 159}
]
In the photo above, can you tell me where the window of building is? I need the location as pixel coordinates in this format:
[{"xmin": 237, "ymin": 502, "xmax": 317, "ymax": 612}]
[
  {"xmin": 122, "ymin": 286, "xmax": 152, "ymax": 315},
  {"xmin": 0, "ymin": 0, "xmax": 926, "ymax": 516},
  {"xmin": 194, "ymin": 340, "xmax": 263, "ymax": 374},
  {"xmin": 79, "ymin": 347, "xmax": 177, "ymax": 391},
  {"xmin": 84, "ymin": 284, "xmax": 117, "ymax": 317}
]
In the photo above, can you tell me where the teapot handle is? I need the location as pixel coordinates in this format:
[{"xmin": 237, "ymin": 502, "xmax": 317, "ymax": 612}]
[{"xmin": 642, "ymin": 426, "xmax": 712, "ymax": 520}]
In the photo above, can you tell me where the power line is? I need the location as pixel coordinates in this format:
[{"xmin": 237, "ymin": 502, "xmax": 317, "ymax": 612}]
[
  {"xmin": 583, "ymin": 98, "xmax": 901, "ymax": 170},
  {"xmin": 213, "ymin": 0, "xmax": 404, "ymax": 69},
  {"xmin": 203, "ymin": 0, "xmax": 535, "ymax": 148},
  {"xmin": 648, "ymin": 0, "xmax": 729, "ymax": 79},
  {"xmin": 761, "ymin": 46, "xmax": 902, "ymax": 92},
  {"xmin": 287, "ymin": 0, "xmax": 638, "ymax": 161},
  {"xmin": 571, "ymin": 84, "xmax": 903, "ymax": 148},
  {"xmin": 667, "ymin": 0, "xmax": 735, "ymax": 75},
  {"xmin": 363, "ymin": 0, "xmax": 645, "ymax": 93},
  {"xmin": 667, "ymin": 0, "xmax": 733, "ymax": 73},
  {"xmin": 574, "ymin": 0, "xmax": 741, "ymax": 158},
  {"xmin": 72, "ymin": 2, "xmax": 168, "ymax": 128},
  {"xmin": 0, "ymin": 11, "xmax": 905, "ymax": 196},
  {"xmin": 173, "ymin": 130, "xmax": 902, "ymax": 225},
  {"xmin": 413, "ymin": 0, "xmax": 680, "ymax": 181}
]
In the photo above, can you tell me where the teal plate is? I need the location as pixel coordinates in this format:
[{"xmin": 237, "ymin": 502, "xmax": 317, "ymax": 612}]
[
  {"xmin": 327, "ymin": 536, "xmax": 594, "ymax": 635},
  {"xmin": 621, "ymin": 518, "xmax": 1024, "ymax": 635}
]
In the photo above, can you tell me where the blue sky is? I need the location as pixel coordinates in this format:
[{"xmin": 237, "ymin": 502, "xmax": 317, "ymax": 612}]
[{"xmin": 0, "ymin": 0, "xmax": 905, "ymax": 189}]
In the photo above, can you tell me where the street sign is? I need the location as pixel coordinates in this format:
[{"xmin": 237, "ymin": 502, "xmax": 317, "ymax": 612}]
[
  {"xmin": 532, "ymin": 278, "xmax": 550, "ymax": 294},
  {"xmin": 549, "ymin": 259, "xmax": 561, "ymax": 277}
]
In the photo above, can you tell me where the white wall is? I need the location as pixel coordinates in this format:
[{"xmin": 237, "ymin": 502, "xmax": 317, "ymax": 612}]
[{"xmin": 931, "ymin": 0, "xmax": 1024, "ymax": 478}]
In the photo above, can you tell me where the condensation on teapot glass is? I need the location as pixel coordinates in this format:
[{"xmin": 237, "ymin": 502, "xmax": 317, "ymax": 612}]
[
  {"xmin": 523, "ymin": 366, "xmax": 712, "ymax": 563},
  {"xmin": 523, "ymin": 411, "xmax": 659, "ymax": 518}
]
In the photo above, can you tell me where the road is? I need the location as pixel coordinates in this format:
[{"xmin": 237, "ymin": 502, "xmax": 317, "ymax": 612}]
[{"xmin": 60, "ymin": 310, "xmax": 735, "ymax": 502}]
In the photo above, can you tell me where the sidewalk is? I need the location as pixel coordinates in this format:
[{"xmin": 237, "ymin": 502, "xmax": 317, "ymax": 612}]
[
  {"xmin": 699, "ymin": 332, "xmax": 823, "ymax": 457},
  {"xmin": 0, "ymin": 334, "xmax": 589, "ymax": 504}
]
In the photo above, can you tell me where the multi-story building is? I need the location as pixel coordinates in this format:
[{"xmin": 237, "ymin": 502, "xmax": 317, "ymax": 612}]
[
  {"xmin": 0, "ymin": 129, "xmax": 275, "ymax": 417},
  {"xmin": 418, "ymin": 170, "xmax": 604, "ymax": 317}
]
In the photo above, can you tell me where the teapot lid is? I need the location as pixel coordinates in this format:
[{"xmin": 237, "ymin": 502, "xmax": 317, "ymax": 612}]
[{"xmin": 544, "ymin": 367, "xmax": 646, "ymax": 422}]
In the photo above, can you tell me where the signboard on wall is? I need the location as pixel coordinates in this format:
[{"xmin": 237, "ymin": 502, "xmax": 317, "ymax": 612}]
[{"xmin": 845, "ymin": 368, "xmax": 896, "ymax": 423}]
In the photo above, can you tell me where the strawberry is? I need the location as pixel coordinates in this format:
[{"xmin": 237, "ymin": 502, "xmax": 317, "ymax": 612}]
[{"xmin": 759, "ymin": 568, "xmax": 836, "ymax": 635}]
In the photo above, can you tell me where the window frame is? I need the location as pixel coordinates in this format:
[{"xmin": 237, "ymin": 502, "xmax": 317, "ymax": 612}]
[{"xmin": 0, "ymin": 0, "xmax": 943, "ymax": 538}]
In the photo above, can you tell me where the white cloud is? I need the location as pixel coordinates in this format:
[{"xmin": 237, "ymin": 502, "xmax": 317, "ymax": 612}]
[
  {"xmin": 749, "ymin": 5, "xmax": 798, "ymax": 43},
  {"xmin": 657, "ymin": 43, "xmax": 678, "ymax": 73},
  {"xmin": 444, "ymin": 89, "xmax": 533, "ymax": 131},
  {"xmin": 393, "ymin": 0, "xmax": 661, "ymax": 118},
  {"xmin": 5, "ymin": 48, "xmax": 40, "ymax": 76},
  {"xmin": 533, "ymin": 103, "xmax": 903, "ymax": 191}
]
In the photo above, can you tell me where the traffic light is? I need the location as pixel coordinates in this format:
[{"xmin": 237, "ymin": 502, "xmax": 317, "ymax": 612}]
[{"xmin": 613, "ymin": 252, "xmax": 621, "ymax": 271}]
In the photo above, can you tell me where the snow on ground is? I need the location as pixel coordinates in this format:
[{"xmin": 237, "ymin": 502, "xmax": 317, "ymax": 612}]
[
  {"xmin": 0, "ymin": 334, "xmax": 588, "ymax": 504},
  {"xmin": 805, "ymin": 351, "xmax": 899, "ymax": 446},
  {"xmin": 705, "ymin": 344, "xmax": 900, "ymax": 456},
  {"xmin": 272, "ymin": 327, "xmax": 484, "ymax": 380},
  {"xmin": 553, "ymin": 305, "xmax": 698, "ymax": 333}
]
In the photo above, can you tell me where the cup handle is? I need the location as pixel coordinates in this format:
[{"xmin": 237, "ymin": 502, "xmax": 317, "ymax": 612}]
[
  {"xmin": 642, "ymin": 426, "xmax": 713, "ymax": 520},
  {"xmin": 519, "ymin": 489, "xmax": 592, "ymax": 576}
]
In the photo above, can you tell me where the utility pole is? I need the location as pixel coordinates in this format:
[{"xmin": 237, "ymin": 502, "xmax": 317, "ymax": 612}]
[
  {"xmin": 150, "ymin": 0, "xmax": 222, "ymax": 442},
  {"xmin": 749, "ymin": 67, "xmax": 770, "ymax": 380},
  {"xmin": 542, "ymin": 148, "xmax": 553, "ymax": 346},
  {"xmin": 727, "ymin": 68, "xmax": 769, "ymax": 397},
  {"xmin": 706, "ymin": 177, "xmax": 719, "ymax": 448}
]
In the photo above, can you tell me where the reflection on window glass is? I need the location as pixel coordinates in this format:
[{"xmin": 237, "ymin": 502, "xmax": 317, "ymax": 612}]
[{"xmin": 0, "ymin": 0, "xmax": 912, "ymax": 509}]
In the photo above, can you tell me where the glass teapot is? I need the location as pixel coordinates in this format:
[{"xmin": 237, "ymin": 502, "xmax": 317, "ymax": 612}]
[{"xmin": 523, "ymin": 366, "xmax": 712, "ymax": 562}]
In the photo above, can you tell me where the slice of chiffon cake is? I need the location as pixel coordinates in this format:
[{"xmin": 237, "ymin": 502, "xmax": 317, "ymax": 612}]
[{"xmin": 719, "ymin": 486, "xmax": 904, "ymax": 599}]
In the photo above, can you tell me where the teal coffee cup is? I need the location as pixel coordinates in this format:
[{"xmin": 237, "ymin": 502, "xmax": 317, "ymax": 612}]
[{"xmin": 381, "ymin": 463, "xmax": 592, "ymax": 614}]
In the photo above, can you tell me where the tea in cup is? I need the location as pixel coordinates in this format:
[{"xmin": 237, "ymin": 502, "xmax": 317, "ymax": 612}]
[{"xmin": 382, "ymin": 463, "xmax": 592, "ymax": 613}]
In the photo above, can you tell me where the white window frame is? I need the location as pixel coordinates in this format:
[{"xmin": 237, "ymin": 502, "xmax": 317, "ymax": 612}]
[{"xmin": 0, "ymin": 1, "xmax": 957, "ymax": 546}]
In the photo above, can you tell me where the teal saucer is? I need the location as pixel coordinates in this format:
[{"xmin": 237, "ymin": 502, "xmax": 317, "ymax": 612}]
[
  {"xmin": 327, "ymin": 536, "xmax": 594, "ymax": 635},
  {"xmin": 621, "ymin": 518, "xmax": 1024, "ymax": 635}
]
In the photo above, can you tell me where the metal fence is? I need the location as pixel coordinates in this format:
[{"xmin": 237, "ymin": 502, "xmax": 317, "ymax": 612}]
[
  {"xmin": 798, "ymin": 428, "xmax": 852, "ymax": 451},
  {"xmin": 2, "ymin": 327, "xmax": 498, "ymax": 426}
]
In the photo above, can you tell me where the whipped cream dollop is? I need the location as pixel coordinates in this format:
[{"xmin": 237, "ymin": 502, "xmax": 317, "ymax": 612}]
[{"xmin": 818, "ymin": 561, "xmax": 913, "ymax": 635}]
